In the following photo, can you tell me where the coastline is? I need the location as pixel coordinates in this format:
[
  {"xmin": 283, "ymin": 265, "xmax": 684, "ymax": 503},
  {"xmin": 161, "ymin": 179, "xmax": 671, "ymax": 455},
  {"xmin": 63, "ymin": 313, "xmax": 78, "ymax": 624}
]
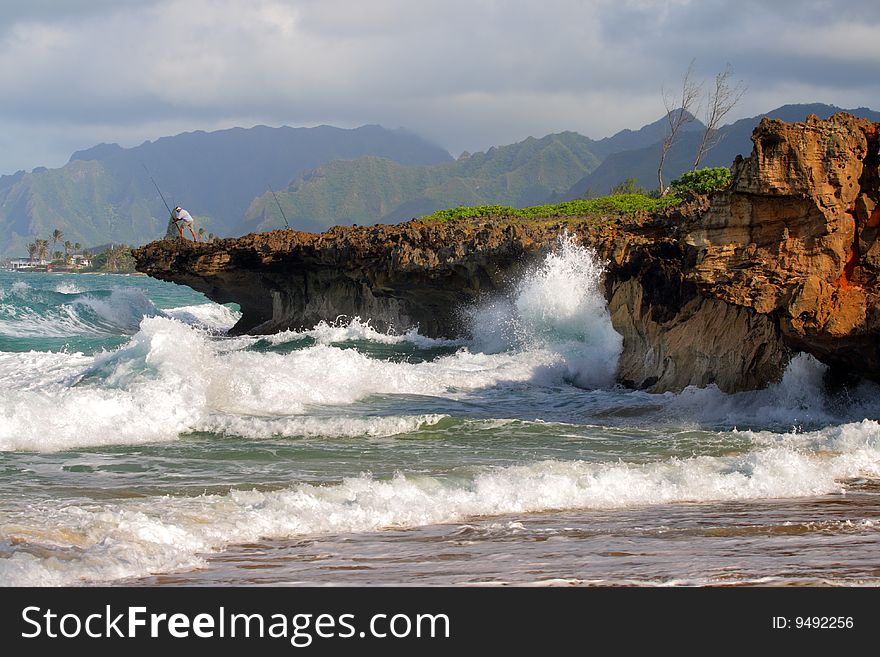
[{"xmin": 134, "ymin": 113, "xmax": 880, "ymax": 394}]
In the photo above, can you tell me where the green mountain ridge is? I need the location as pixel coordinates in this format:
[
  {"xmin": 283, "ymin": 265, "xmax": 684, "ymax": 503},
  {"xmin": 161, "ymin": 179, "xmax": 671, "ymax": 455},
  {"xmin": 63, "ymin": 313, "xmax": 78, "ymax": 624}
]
[
  {"xmin": 246, "ymin": 132, "xmax": 605, "ymax": 230},
  {"xmin": 252, "ymin": 104, "xmax": 877, "ymax": 231},
  {"xmin": 566, "ymin": 103, "xmax": 880, "ymax": 198},
  {"xmin": 0, "ymin": 124, "xmax": 452, "ymax": 257},
  {"xmin": 3, "ymin": 104, "xmax": 877, "ymax": 258},
  {"xmin": 244, "ymin": 113, "xmax": 705, "ymax": 230}
]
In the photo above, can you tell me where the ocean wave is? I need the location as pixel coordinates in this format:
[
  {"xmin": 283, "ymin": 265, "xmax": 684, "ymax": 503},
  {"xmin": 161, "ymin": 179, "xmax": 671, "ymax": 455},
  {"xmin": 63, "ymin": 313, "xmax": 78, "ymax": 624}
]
[
  {"xmin": 0, "ymin": 314, "xmax": 564, "ymax": 451},
  {"xmin": 465, "ymin": 234, "xmax": 622, "ymax": 389},
  {"xmin": 200, "ymin": 413, "xmax": 447, "ymax": 440},
  {"xmin": 4, "ymin": 311, "xmax": 880, "ymax": 452},
  {"xmin": 2, "ymin": 423, "xmax": 877, "ymax": 585},
  {"xmin": 658, "ymin": 353, "xmax": 880, "ymax": 430},
  {"xmin": 2, "ymin": 242, "xmax": 879, "ymax": 455},
  {"xmin": 165, "ymin": 303, "xmax": 241, "ymax": 333},
  {"xmin": 262, "ymin": 316, "xmax": 464, "ymax": 349},
  {"xmin": 0, "ymin": 285, "xmax": 163, "ymax": 338}
]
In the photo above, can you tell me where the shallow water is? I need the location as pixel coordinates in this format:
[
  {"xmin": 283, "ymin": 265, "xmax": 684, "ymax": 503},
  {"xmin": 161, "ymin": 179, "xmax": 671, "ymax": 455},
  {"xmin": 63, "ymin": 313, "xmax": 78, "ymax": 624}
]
[
  {"xmin": 1, "ymin": 240, "xmax": 878, "ymax": 586},
  {"xmin": 136, "ymin": 493, "xmax": 880, "ymax": 587}
]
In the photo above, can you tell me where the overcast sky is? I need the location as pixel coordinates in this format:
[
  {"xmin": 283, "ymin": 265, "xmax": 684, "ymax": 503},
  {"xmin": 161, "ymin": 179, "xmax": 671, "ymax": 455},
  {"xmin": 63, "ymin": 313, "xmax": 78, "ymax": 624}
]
[{"xmin": 0, "ymin": 0, "xmax": 877, "ymax": 174}]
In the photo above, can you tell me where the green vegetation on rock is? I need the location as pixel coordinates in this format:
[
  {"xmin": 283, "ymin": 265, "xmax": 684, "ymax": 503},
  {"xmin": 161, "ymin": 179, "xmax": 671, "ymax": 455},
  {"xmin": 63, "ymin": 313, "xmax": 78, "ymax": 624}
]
[
  {"xmin": 670, "ymin": 167, "xmax": 732, "ymax": 196},
  {"xmin": 424, "ymin": 193, "xmax": 682, "ymax": 222}
]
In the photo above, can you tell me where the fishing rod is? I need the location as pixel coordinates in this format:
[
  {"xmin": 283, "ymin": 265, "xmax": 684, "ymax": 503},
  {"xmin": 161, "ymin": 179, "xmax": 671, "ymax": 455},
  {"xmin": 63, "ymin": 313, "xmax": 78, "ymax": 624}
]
[
  {"xmin": 267, "ymin": 183, "xmax": 291, "ymax": 229},
  {"xmin": 142, "ymin": 163, "xmax": 173, "ymax": 216}
]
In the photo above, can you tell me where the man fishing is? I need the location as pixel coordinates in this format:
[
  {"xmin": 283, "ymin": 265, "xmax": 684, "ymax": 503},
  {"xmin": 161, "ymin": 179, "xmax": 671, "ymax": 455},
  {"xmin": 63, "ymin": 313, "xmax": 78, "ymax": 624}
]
[{"xmin": 171, "ymin": 206, "xmax": 199, "ymax": 241}]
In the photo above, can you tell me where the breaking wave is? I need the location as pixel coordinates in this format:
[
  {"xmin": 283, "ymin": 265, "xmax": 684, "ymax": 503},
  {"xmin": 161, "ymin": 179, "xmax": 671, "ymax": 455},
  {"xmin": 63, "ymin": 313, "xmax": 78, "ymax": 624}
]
[
  {"xmin": 467, "ymin": 234, "xmax": 622, "ymax": 389},
  {"xmin": 2, "ymin": 420, "xmax": 878, "ymax": 585},
  {"xmin": 0, "ymin": 284, "xmax": 164, "ymax": 338}
]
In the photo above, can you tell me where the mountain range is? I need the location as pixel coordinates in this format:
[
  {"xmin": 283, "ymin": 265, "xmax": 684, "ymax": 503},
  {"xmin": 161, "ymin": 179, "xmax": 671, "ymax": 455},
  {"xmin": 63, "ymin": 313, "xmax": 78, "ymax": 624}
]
[
  {"xmin": 569, "ymin": 103, "xmax": 880, "ymax": 197},
  {"xmin": 244, "ymin": 131, "xmax": 607, "ymax": 231},
  {"xmin": 0, "ymin": 125, "xmax": 451, "ymax": 257},
  {"xmin": 243, "ymin": 104, "xmax": 879, "ymax": 231},
  {"xmin": 2, "ymin": 103, "xmax": 878, "ymax": 257}
]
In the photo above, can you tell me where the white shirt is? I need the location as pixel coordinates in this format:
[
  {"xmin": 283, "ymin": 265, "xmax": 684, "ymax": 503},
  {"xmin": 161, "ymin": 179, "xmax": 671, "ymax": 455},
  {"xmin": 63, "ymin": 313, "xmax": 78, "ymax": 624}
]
[{"xmin": 174, "ymin": 208, "xmax": 193, "ymax": 223}]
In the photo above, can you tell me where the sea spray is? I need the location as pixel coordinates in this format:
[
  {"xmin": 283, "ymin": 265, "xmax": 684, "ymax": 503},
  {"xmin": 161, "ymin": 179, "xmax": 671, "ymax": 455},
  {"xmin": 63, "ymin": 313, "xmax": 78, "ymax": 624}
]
[
  {"xmin": 0, "ymin": 315, "xmax": 558, "ymax": 451},
  {"xmin": 263, "ymin": 316, "xmax": 464, "ymax": 349},
  {"xmin": 468, "ymin": 233, "xmax": 622, "ymax": 388},
  {"xmin": 661, "ymin": 353, "xmax": 880, "ymax": 431},
  {"xmin": 53, "ymin": 282, "xmax": 82, "ymax": 294}
]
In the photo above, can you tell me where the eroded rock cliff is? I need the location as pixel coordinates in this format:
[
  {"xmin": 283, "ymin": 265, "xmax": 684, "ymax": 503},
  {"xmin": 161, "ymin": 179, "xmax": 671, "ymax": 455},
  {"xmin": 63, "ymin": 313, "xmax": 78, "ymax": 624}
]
[
  {"xmin": 693, "ymin": 114, "xmax": 880, "ymax": 378},
  {"xmin": 134, "ymin": 220, "xmax": 563, "ymax": 337},
  {"xmin": 134, "ymin": 113, "xmax": 880, "ymax": 393}
]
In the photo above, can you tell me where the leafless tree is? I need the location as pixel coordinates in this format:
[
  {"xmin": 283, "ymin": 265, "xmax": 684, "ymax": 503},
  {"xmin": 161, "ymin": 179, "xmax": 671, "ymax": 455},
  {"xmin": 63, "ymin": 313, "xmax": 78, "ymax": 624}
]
[
  {"xmin": 692, "ymin": 64, "xmax": 746, "ymax": 169},
  {"xmin": 658, "ymin": 60, "xmax": 702, "ymax": 195}
]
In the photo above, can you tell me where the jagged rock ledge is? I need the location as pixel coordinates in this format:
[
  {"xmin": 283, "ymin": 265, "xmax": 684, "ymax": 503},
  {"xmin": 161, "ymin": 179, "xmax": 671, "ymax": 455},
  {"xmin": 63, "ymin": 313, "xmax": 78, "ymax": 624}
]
[{"xmin": 134, "ymin": 113, "xmax": 880, "ymax": 393}]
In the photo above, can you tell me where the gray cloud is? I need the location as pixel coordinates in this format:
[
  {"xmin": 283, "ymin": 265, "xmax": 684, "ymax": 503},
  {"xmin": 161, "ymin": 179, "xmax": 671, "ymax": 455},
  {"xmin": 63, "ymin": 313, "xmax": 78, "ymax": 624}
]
[
  {"xmin": 0, "ymin": 0, "xmax": 153, "ymax": 27},
  {"xmin": 0, "ymin": 0, "xmax": 877, "ymax": 174}
]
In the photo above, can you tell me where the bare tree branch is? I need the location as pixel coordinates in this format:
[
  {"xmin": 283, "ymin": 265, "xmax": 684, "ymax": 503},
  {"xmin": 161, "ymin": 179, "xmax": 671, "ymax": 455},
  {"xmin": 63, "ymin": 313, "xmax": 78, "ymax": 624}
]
[
  {"xmin": 658, "ymin": 59, "xmax": 702, "ymax": 195},
  {"xmin": 692, "ymin": 64, "xmax": 746, "ymax": 169}
]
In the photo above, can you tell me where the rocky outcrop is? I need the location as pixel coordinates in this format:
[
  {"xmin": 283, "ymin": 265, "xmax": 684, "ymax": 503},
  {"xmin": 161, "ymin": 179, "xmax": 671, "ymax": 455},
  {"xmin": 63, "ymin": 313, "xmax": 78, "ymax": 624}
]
[
  {"xmin": 134, "ymin": 113, "xmax": 880, "ymax": 393},
  {"xmin": 603, "ymin": 113, "xmax": 879, "ymax": 391},
  {"xmin": 134, "ymin": 221, "xmax": 563, "ymax": 337},
  {"xmin": 691, "ymin": 114, "xmax": 880, "ymax": 378}
]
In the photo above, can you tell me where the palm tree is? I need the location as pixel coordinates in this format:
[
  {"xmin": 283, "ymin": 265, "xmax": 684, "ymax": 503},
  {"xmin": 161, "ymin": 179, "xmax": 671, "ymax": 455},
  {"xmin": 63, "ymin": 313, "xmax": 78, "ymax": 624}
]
[
  {"xmin": 51, "ymin": 229, "xmax": 63, "ymax": 254},
  {"xmin": 35, "ymin": 239, "xmax": 49, "ymax": 262},
  {"xmin": 104, "ymin": 244, "xmax": 131, "ymax": 272},
  {"xmin": 64, "ymin": 240, "xmax": 72, "ymax": 255},
  {"xmin": 104, "ymin": 246, "xmax": 117, "ymax": 271},
  {"xmin": 74, "ymin": 242, "xmax": 81, "ymax": 253},
  {"xmin": 27, "ymin": 243, "xmax": 37, "ymax": 263}
]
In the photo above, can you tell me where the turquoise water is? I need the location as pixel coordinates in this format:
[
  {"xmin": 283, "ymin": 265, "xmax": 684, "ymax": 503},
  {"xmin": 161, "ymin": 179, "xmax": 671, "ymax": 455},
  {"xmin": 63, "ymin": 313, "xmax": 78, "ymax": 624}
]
[{"xmin": 1, "ymin": 247, "xmax": 879, "ymax": 587}]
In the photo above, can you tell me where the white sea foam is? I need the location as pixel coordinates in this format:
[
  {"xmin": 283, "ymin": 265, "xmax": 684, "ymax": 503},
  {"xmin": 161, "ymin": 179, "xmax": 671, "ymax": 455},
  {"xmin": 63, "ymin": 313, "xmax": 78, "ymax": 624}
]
[
  {"xmin": 54, "ymin": 282, "xmax": 82, "ymax": 294},
  {"xmin": 663, "ymin": 353, "xmax": 880, "ymax": 429},
  {"xmin": 202, "ymin": 413, "xmax": 446, "ymax": 439},
  {"xmin": 0, "ymin": 350, "xmax": 92, "ymax": 391},
  {"xmin": 211, "ymin": 343, "xmax": 560, "ymax": 416},
  {"xmin": 0, "ymin": 314, "xmax": 561, "ymax": 451},
  {"xmin": 2, "ymin": 422, "xmax": 877, "ymax": 585},
  {"xmin": 264, "ymin": 316, "xmax": 463, "ymax": 348},
  {"xmin": 467, "ymin": 234, "xmax": 622, "ymax": 389},
  {"xmin": 166, "ymin": 303, "xmax": 241, "ymax": 332}
]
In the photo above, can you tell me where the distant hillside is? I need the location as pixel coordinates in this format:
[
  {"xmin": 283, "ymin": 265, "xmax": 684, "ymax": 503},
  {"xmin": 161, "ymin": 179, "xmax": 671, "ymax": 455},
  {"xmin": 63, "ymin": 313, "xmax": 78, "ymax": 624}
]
[
  {"xmin": 589, "ymin": 111, "xmax": 703, "ymax": 159},
  {"xmin": 3, "ymin": 104, "xmax": 878, "ymax": 256},
  {"xmin": 566, "ymin": 104, "xmax": 880, "ymax": 197},
  {"xmin": 0, "ymin": 124, "xmax": 452, "ymax": 257},
  {"xmin": 244, "ymin": 132, "xmax": 606, "ymax": 230}
]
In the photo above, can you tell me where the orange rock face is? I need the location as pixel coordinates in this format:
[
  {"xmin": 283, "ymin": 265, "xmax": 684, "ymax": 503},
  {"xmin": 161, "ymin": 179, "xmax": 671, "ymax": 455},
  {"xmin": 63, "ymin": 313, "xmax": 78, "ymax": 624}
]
[
  {"xmin": 134, "ymin": 113, "xmax": 880, "ymax": 393},
  {"xmin": 687, "ymin": 113, "xmax": 880, "ymax": 378}
]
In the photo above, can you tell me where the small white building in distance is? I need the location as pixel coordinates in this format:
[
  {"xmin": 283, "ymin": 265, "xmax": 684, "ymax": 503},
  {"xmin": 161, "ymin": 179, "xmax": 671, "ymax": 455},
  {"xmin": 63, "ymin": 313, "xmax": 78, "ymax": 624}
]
[{"xmin": 6, "ymin": 258, "xmax": 48, "ymax": 270}]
